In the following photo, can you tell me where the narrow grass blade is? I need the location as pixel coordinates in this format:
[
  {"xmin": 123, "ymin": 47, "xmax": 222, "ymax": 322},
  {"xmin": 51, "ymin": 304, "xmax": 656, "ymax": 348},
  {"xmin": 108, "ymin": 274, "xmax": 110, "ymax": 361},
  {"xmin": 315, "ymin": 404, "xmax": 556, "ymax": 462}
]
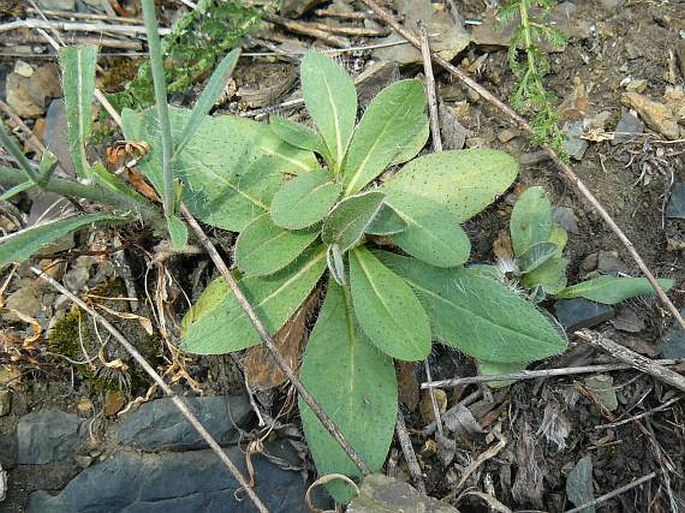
[
  {"xmin": 0, "ymin": 119, "xmax": 39, "ymax": 183},
  {"xmin": 0, "ymin": 213, "xmax": 118, "ymax": 267},
  {"xmin": 59, "ymin": 45, "xmax": 98, "ymax": 178},
  {"xmin": 174, "ymin": 48, "xmax": 241, "ymax": 158},
  {"xmin": 0, "ymin": 180, "xmax": 34, "ymax": 201}
]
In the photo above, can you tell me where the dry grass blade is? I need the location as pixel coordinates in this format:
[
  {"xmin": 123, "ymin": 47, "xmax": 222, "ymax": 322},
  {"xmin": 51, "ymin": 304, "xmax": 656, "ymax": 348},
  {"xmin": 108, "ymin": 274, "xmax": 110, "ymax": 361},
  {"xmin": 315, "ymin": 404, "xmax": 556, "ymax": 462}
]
[{"xmin": 358, "ymin": 0, "xmax": 685, "ymax": 332}]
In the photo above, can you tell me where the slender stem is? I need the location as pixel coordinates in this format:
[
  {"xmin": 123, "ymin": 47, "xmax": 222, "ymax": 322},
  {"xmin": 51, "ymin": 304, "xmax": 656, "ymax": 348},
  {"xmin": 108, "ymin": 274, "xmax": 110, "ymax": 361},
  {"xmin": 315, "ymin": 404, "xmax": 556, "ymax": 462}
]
[
  {"xmin": 29, "ymin": 266, "xmax": 270, "ymax": 513},
  {"xmin": 0, "ymin": 120, "xmax": 40, "ymax": 183},
  {"xmin": 141, "ymin": 0, "xmax": 174, "ymax": 218},
  {"xmin": 0, "ymin": 165, "xmax": 163, "ymax": 226}
]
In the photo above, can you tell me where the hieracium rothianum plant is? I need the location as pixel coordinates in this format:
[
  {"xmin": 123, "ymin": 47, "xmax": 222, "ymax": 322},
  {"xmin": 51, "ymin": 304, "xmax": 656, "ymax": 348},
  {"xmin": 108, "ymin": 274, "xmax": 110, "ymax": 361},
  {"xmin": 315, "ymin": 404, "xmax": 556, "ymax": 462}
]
[{"xmin": 127, "ymin": 52, "xmax": 568, "ymax": 502}]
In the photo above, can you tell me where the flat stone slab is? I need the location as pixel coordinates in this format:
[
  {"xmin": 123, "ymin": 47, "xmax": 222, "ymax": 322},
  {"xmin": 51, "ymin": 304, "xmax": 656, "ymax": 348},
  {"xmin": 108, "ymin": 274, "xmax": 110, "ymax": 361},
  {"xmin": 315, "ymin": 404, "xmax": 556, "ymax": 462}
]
[
  {"xmin": 554, "ymin": 298, "xmax": 615, "ymax": 332},
  {"xmin": 117, "ymin": 395, "xmax": 253, "ymax": 451},
  {"xmin": 27, "ymin": 441, "xmax": 309, "ymax": 513},
  {"xmin": 17, "ymin": 409, "xmax": 83, "ymax": 465}
]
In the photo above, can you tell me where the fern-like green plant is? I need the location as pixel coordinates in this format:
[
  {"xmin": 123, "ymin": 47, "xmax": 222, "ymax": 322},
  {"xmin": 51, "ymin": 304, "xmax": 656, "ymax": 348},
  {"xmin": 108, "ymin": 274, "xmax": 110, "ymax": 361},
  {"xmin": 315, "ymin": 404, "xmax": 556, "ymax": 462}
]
[{"xmin": 500, "ymin": 0, "xmax": 567, "ymax": 155}]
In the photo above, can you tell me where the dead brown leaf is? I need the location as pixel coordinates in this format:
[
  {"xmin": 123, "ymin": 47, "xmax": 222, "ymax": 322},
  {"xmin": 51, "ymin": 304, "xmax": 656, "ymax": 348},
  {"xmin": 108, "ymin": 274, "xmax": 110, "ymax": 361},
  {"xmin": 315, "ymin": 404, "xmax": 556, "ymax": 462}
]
[
  {"xmin": 493, "ymin": 229, "xmax": 514, "ymax": 262},
  {"xmin": 242, "ymin": 293, "xmax": 317, "ymax": 390},
  {"xmin": 397, "ymin": 361, "xmax": 419, "ymax": 410}
]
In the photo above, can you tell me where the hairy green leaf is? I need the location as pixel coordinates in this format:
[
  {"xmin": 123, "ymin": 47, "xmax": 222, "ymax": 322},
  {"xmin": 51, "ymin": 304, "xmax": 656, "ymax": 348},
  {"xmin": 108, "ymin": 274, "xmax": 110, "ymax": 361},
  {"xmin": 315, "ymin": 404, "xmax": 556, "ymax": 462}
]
[
  {"xmin": 89, "ymin": 163, "xmax": 151, "ymax": 205},
  {"xmin": 59, "ymin": 45, "xmax": 98, "ymax": 178},
  {"xmin": 321, "ymin": 191, "xmax": 385, "ymax": 253},
  {"xmin": 122, "ymin": 106, "xmax": 318, "ymax": 232},
  {"xmin": 327, "ymin": 243, "xmax": 346, "ymax": 286},
  {"xmin": 384, "ymin": 149, "xmax": 518, "ymax": 222},
  {"xmin": 390, "ymin": 117, "xmax": 429, "ymax": 166},
  {"xmin": 377, "ymin": 251, "xmax": 566, "ymax": 363},
  {"xmin": 166, "ymin": 215, "xmax": 188, "ymax": 249},
  {"xmin": 300, "ymin": 52, "xmax": 357, "ymax": 170},
  {"xmin": 174, "ymin": 48, "xmax": 241, "ymax": 157},
  {"xmin": 522, "ymin": 256, "xmax": 568, "ymax": 295},
  {"xmin": 343, "ymin": 80, "xmax": 426, "ymax": 195},
  {"xmin": 391, "ymin": 203, "xmax": 471, "ymax": 268},
  {"xmin": 181, "ymin": 246, "xmax": 327, "ymax": 354},
  {"xmin": 300, "ymin": 283, "xmax": 397, "ymax": 504},
  {"xmin": 365, "ymin": 203, "xmax": 407, "ymax": 236},
  {"xmin": 510, "ymin": 186, "xmax": 552, "ymax": 256},
  {"xmin": 517, "ymin": 241, "xmax": 557, "ymax": 274},
  {"xmin": 555, "ymin": 276, "xmax": 674, "ymax": 305},
  {"xmin": 235, "ymin": 214, "xmax": 318, "ymax": 277},
  {"xmin": 349, "ymin": 246, "xmax": 431, "ymax": 361},
  {"xmin": 0, "ymin": 213, "xmax": 118, "ymax": 267},
  {"xmin": 269, "ymin": 116, "xmax": 329, "ymax": 158},
  {"xmin": 270, "ymin": 169, "xmax": 341, "ymax": 229}
]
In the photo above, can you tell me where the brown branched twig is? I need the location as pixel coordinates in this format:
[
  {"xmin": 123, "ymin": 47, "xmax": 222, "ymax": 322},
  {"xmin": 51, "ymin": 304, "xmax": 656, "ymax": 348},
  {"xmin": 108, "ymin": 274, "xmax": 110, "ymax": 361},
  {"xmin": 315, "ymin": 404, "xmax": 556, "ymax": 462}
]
[
  {"xmin": 418, "ymin": 23, "xmax": 441, "ymax": 152},
  {"xmin": 358, "ymin": 0, "xmax": 685, "ymax": 332},
  {"xmin": 576, "ymin": 329, "xmax": 685, "ymax": 393},
  {"xmin": 395, "ymin": 411, "xmax": 425, "ymax": 494},
  {"xmin": 30, "ymin": 266, "xmax": 271, "ymax": 513},
  {"xmin": 422, "ymin": 358, "xmax": 684, "ymax": 389}
]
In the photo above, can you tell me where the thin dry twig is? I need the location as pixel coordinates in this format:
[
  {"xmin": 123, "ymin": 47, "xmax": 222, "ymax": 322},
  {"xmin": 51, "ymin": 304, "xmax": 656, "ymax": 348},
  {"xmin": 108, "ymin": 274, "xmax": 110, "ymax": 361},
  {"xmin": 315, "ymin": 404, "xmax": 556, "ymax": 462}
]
[
  {"xmin": 594, "ymin": 396, "xmax": 681, "ymax": 430},
  {"xmin": 0, "ymin": 18, "xmax": 170, "ymax": 36},
  {"xmin": 564, "ymin": 472, "xmax": 657, "ymax": 513},
  {"xmin": 29, "ymin": 266, "xmax": 271, "ymax": 513},
  {"xmin": 446, "ymin": 430, "xmax": 506, "ymax": 500},
  {"xmin": 424, "ymin": 360, "xmax": 443, "ymax": 435},
  {"xmin": 358, "ymin": 0, "xmax": 685, "ymax": 332},
  {"xmin": 421, "ymin": 359, "xmax": 685, "ymax": 389},
  {"xmin": 25, "ymin": 7, "xmax": 143, "ymax": 23},
  {"xmin": 181, "ymin": 205, "xmax": 372, "ymax": 475},
  {"xmin": 576, "ymin": 329, "xmax": 685, "ymax": 393},
  {"xmin": 418, "ymin": 23, "xmax": 442, "ymax": 153},
  {"xmin": 395, "ymin": 410, "xmax": 426, "ymax": 494},
  {"xmin": 263, "ymin": 13, "xmax": 351, "ymax": 48}
]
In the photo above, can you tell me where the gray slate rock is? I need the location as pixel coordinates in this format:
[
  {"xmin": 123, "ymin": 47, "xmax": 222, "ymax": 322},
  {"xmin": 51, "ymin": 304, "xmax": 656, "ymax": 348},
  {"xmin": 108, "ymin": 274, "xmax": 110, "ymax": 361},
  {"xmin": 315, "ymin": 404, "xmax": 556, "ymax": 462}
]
[
  {"xmin": 27, "ymin": 442, "xmax": 309, "ymax": 513},
  {"xmin": 666, "ymin": 183, "xmax": 685, "ymax": 219},
  {"xmin": 17, "ymin": 409, "xmax": 83, "ymax": 464},
  {"xmin": 658, "ymin": 308, "xmax": 685, "ymax": 358},
  {"xmin": 117, "ymin": 395, "xmax": 253, "ymax": 451},
  {"xmin": 612, "ymin": 111, "xmax": 644, "ymax": 145},
  {"xmin": 554, "ymin": 298, "xmax": 615, "ymax": 332}
]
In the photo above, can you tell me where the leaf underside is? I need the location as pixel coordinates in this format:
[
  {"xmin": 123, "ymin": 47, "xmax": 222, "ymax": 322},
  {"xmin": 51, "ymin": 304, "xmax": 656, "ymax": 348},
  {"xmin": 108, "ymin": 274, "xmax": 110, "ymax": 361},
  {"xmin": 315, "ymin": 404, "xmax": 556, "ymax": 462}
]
[
  {"xmin": 555, "ymin": 275, "xmax": 674, "ymax": 305},
  {"xmin": 321, "ymin": 190, "xmax": 385, "ymax": 253},
  {"xmin": 510, "ymin": 185, "xmax": 552, "ymax": 256}
]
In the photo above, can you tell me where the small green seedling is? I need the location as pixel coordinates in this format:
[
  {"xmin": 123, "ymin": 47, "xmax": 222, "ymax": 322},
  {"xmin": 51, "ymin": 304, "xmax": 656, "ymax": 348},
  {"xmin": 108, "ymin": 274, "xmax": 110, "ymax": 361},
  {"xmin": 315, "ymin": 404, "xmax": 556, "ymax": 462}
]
[
  {"xmin": 175, "ymin": 52, "xmax": 567, "ymax": 503},
  {"xmin": 504, "ymin": 185, "xmax": 674, "ymax": 304},
  {"xmin": 500, "ymin": 0, "xmax": 567, "ymax": 154}
]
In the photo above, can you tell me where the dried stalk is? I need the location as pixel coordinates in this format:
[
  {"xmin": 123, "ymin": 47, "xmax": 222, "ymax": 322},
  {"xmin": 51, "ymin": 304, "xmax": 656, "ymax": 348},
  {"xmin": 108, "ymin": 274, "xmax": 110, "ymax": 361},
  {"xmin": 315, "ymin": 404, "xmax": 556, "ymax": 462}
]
[
  {"xmin": 0, "ymin": 18, "xmax": 170, "ymax": 36},
  {"xmin": 395, "ymin": 411, "xmax": 425, "ymax": 494},
  {"xmin": 418, "ymin": 23, "xmax": 442, "ymax": 153},
  {"xmin": 30, "ymin": 266, "xmax": 270, "ymax": 513},
  {"xmin": 421, "ymin": 358, "xmax": 684, "ymax": 389},
  {"xmin": 358, "ymin": 0, "xmax": 685, "ymax": 331},
  {"xmin": 576, "ymin": 329, "xmax": 685, "ymax": 392}
]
